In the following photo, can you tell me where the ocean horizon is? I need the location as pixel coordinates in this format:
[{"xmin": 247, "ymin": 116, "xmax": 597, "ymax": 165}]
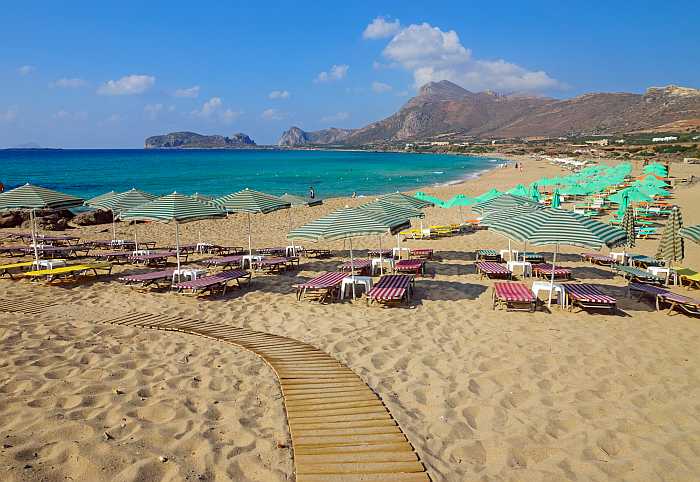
[{"xmin": 0, "ymin": 149, "xmax": 504, "ymax": 201}]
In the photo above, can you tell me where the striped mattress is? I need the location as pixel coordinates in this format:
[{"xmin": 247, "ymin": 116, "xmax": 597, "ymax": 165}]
[
  {"xmin": 294, "ymin": 271, "xmax": 347, "ymax": 289},
  {"xmin": 563, "ymin": 284, "xmax": 616, "ymax": 304},
  {"xmin": 368, "ymin": 274, "xmax": 412, "ymax": 302},
  {"xmin": 494, "ymin": 282, "xmax": 534, "ymax": 302}
]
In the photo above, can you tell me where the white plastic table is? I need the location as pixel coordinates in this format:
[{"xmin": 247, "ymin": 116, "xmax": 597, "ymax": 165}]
[
  {"xmin": 371, "ymin": 257, "xmax": 394, "ymax": 275},
  {"xmin": 196, "ymin": 242, "xmax": 213, "ymax": 253},
  {"xmin": 610, "ymin": 251, "xmax": 627, "ymax": 264},
  {"xmin": 172, "ymin": 268, "xmax": 207, "ymax": 285},
  {"xmin": 648, "ymin": 266, "xmax": 676, "ymax": 284},
  {"xmin": 392, "ymin": 247, "xmax": 410, "ymax": 259},
  {"xmin": 507, "ymin": 260, "xmax": 532, "ymax": 277},
  {"xmin": 241, "ymin": 255, "xmax": 263, "ymax": 269},
  {"xmin": 532, "ymin": 281, "xmax": 565, "ymax": 307},
  {"xmin": 500, "ymin": 249, "xmax": 520, "ymax": 261},
  {"xmin": 286, "ymin": 245, "xmax": 303, "ymax": 257},
  {"xmin": 132, "ymin": 249, "xmax": 151, "ymax": 256},
  {"xmin": 33, "ymin": 259, "xmax": 67, "ymax": 270},
  {"xmin": 340, "ymin": 276, "xmax": 373, "ymax": 299}
]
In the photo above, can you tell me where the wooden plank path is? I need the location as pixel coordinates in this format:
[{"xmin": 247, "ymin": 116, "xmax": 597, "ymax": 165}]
[
  {"xmin": 0, "ymin": 297, "xmax": 58, "ymax": 315},
  {"xmin": 98, "ymin": 312, "xmax": 430, "ymax": 482}
]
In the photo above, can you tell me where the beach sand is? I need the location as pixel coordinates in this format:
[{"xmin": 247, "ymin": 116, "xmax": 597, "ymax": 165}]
[{"xmin": 2, "ymin": 157, "xmax": 700, "ymax": 481}]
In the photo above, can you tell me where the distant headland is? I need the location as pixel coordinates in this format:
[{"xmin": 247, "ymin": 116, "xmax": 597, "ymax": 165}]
[{"xmin": 144, "ymin": 131, "xmax": 256, "ymax": 149}]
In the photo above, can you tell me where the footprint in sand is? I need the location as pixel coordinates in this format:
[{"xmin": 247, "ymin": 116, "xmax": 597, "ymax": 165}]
[{"xmin": 136, "ymin": 403, "xmax": 177, "ymax": 424}]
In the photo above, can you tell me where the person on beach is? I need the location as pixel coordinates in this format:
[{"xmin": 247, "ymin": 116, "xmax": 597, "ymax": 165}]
[
  {"xmin": 0, "ymin": 181, "xmax": 4, "ymax": 193},
  {"xmin": 308, "ymin": 186, "xmax": 315, "ymax": 199}
]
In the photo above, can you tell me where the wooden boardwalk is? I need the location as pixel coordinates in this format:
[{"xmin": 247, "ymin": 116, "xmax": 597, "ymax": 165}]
[
  {"xmin": 98, "ymin": 312, "xmax": 430, "ymax": 482},
  {"xmin": 0, "ymin": 297, "xmax": 58, "ymax": 315}
]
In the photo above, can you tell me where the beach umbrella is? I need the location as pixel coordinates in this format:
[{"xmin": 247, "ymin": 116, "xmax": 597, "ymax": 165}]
[
  {"xmin": 636, "ymin": 184, "xmax": 670, "ymax": 198},
  {"xmin": 608, "ymin": 187, "xmax": 652, "ymax": 205},
  {"xmin": 288, "ymin": 206, "xmax": 408, "ymax": 299},
  {"xmin": 560, "ymin": 185, "xmax": 590, "ymax": 196},
  {"xmin": 279, "ymin": 193, "xmax": 323, "ymax": 232},
  {"xmin": 488, "ymin": 208, "xmax": 627, "ymax": 306},
  {"xmin": 508, "ymin": 184, "xmax": 529, "ymax": 197},
  {"xmin": 381, "ymin": 192, "xmax": 434, "ymax": 209},
  {"xmin": 656, "ymin": 207, "xmax": 684, "ymax": 283},
  {"xmin": 638, "ymin": 175, "xmax": 670, "ymax": 188},
  {"xmin": 84, "ymin": 190, "xmax": 116, "ymax": 206},
  {"xmin": 620, "ymin": 202, "xmax": 636, "ymax": 263},
  {"xmin": 214, "ymin": 188, "xmax": 291, "ymax": 270},
  {"xmin": 472, "ymin": 188, "xmax": 501, "ymax": 204},
  {"xmin": 119, "ymin": 192, "xmax": 226, "ymax": 280},
  {"xmin": 0, "ymin": 183, "xmax": 84, "ymax": 264},
  {"xmin": 443, "ymin": 194, "xmax": 474, "ymax": 224},
  {"xmin": 472, "ymin": 194, "xmax": 539, "ymax": 215},
  {"xmin": 679, "ymin": 225, "xmax": 700, "ymax": 244},
  {"xmin": 190, "ymin": 192, "xmax": 214, "ymax": 203},
  {"xmin": 644, "ymin": 163, "xmax": 668, "ymax": 176},
  {"xmin": 615, "ymin": 191, "xmax": 630, "ymax": 219},
  {"xmin": 480, "ymin": 204, "xmax": 544, "ymax": 261},
  {"xmin": 551, "ymin": 189, "xmax": 561, "ymax": 208},
  {"xmin": 88, "ymin": 188, "xmax": 158, "ymax": 240},
  {"xmin": 528, "ymin": 183, "xmax": 541, "ymax": 202}
]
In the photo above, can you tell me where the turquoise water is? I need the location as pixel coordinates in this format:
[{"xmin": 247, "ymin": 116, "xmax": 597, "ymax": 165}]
[{"xmin": 0, "ymin": 149, "xmax": 501, "ymax": 200}]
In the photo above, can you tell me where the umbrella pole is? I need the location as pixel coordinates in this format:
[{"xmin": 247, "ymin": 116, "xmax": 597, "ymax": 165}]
[
  {"xmin": 247, "ymin": 213, "xmax": 253, "ymax": 273},
  {"xmin": 378, "ymin": 235, "xmax": 383, "ymax": 276},
  {"xmin": 31, "ymin": 209, "xmax": 39, "ymax": 266},
  {"xmin": 508, "ymin": 239, "xmax": 512, "ymax": 262},
  {"xmin": 350, "ymin": 237, "xmax": 356, "ymax": 300},
  {"xmin": 548, "ymin": 244, "xmax": 558, "ymax": 308},
  {"xmin": 175, "ymin": 222, "xmax": 182, "ymax": 282},
  {"xmin": 112, "ymin": 210, "xmax": 117, "ymax": 241}
]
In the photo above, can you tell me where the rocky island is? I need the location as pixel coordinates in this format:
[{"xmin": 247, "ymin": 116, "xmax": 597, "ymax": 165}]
[{"xmin": 145, "ymin": 131, "xmax": 256, "ymax": 149}]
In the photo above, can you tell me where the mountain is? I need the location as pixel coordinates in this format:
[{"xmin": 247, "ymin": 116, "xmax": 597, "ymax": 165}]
[
  {"xmin": 279, "ymin": 81, "xmax": 700, "ymax": 145},
  {"xmin": 145, "ymin": 131, "xmax": 256, "ymax": 148},
  {"xmin": 278, "ymin": 126, "xmax": 355, "ymax": 147}
]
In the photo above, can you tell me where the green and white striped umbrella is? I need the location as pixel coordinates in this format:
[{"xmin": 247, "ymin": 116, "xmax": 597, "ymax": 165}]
[
  {"xmin": 679, "ymin": 224, "xmax": 700, "ymax": 244},
  {"xmin": 360, "ymin": 199, "xmax": 423, "ymax": 223},
  {"xmin": 380, "ymin": 192, "xmax": 433, "ymax": 209},
  {"xmin": 621, "ymin": 204, "xmax": 636, "ymax": 249},
  {"xmin": 87, "ymin": 188, "xmax": 158, "ymax": 240},
  {"xmin": 0, "ymin": 183, "xmax": 85, "ymax": 263},
  {"xmin": 215, "ymin": 188, "xmax": 291, "ymax": 213},
  {"xmin": 0, "ymin": 183, "xmax": 84, "ymax": 210},
  {"xmin": 488, "ymin": 208, "xmax": 627, "ymax": 249},
  {"xmin": 84, "ymin": 190, "xmax": 117, "ymax": 206},
  {"xmin": 471, "ymin": 194, "xmax": 539, "ymax": 215},
  {"xmin": 288, "ymin": 207, "xmax": 406, "ymax": 242},
  {"xmin": 279, "ymin": 193, "xmax": 323, "ymax": 207},
  {"xmin": 190, "ymin": 192, "xmax": 214, "ymax": 203},
  {"xmin": 119, "ymin": 192, "xmax": 226, "ymax": 277},
  {"xmin": 479, "ymin": 205, "xmax": 543, "ymax": 227},
  {"xmin": 656, "ymin": 207, "xmax": 684, "ymax": 266}
]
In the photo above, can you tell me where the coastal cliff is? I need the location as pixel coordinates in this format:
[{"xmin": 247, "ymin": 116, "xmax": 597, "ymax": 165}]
[
  {"xmin": 278, "ymin": 126, "xmax": 355, "ymax": 147},
  {"xmin": 145, "ymin": 131, "xmax": 256, "ymax": 149}
]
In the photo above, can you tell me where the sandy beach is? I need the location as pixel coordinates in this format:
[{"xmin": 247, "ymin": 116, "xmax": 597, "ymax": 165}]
[{"xmin": 2, "ymin": 156, "xmax": 700, "ymax": 481}]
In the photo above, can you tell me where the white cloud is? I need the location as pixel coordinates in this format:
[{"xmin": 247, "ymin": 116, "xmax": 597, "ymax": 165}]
[
  {"xmin": 97, "ymin": 74, "xmax": 155, "ymax": 95},
  {"xmin": 372, "ymin": 81, "xmax": 393, "ymax": 93},
  {"xmin": 173, "ymin": 85, "xmax": 200, "ymax": 98},
  {"xmin": 144, "ymin": 103, "xmax": 164, "ymax": 120},
  {"xmin": 0, "ymin": 107, "xmax": 18, "ymax": 122},
  {"xmin": 50, "ymin": 77, "xmax": 87, "ymax": 88},
  {"xmin": 321, "ymin": 112, "xmax": 350, "ymax": 123},
  {"xmin": 315, "ymin": 64, "xmax": 349, "ymax": 83},
  {"xmin": 268, "ymin": 90, "xmax": 290, "ymax": 99},
  {"xmin": 18, "ymin": 65, "xmax": 35, "ymax": 76},
  {"xmin": 363, "ymin": 17, "xmax": 401, "ymax": 39},
  {"xmin": 52, "ymin": 110, "xmax": 88, "ymax": 121},
  {"xmin": 192, "ymin": 97, "xmax": 240, "ymax": 123},
  {"xmin": 261, "ymin": 108, "xmax": 287, "ymax": 121},
  {"xmin": 382, "ymin": 22, "xmax": 560, "ymax": 92}
]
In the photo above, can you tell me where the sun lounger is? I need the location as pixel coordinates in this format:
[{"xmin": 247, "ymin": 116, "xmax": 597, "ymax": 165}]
[
  {"xmin": 492, "ymin": 282, "xmax": 536, "ymax": 312},
  {"xmin": 119, "ymin": 269, "xmax": 176, "ymax": 288},
  {"xmin": 367, "ymin": 249, "xmax": 393, "ymax": 258},
  {"xmin": 367, "ymin": 274, "xmax": 414, "ymax": 306},
  {"xmin": 627, "ymin": 282, "xmax": 669, "ymax": 307},
  {"xmin": 21, "ymin": 245, "xmax": 78, "ymax": 258},
  {"xmin": 293, "ymin": 271, "xmax": 347, "ymax": 302},
  {"xmin": 0, "ymin": 261, "xmax": 35, "ymax": 279},
  {"xmin": 258, "ymin": 257, "xmax": 288, "ymax": 272},
  {"xmin": 676, "ymin": 268, "xmax": 700, "ymax": 289},
  {"xmin": 202, "ymin": 255, "xmax": 244, "ymax": 269},
  {"xmin": 410, "ymin": 248, "xmax": 434, "ymax": 259},
  {"xmin": 129, "ymin": 251, "xmax": 182, "ymax": 267},
  {"xmin": 305, "ymin": 248, "xmax": 332, "ymax": 258},
  {"xmin": 580, "ymin": 252, "xmax": 615, "ymax": 266},
  {"xmin": 23, "ymin": 262, "xmax": 112, "ymax": 282},
  {"xmin": 339, "ymin": 258, "xmax": 372, "ymax": 275},
  {"xmin": 395, "ymin": 259, "xmax": 425, "ymax": 276},
  {"xmin": 475, "ymin": 261, "xmax": 512, "ymax": 279},
  {"xmin": 521, "ymin": 252, "xmax": 545, "ymax": 263},
  {"xmin": 532, "ymin": 263, "xmax": 572, "ymax": 279},
  {"xmin": 257, "ymin": 246, "xmax": 286, "ymax": 256},
  {"xmin": 173, "ymin": 270, "xmax": 251, "ymax": 296},
  {"xmin": 614, "ymin": 264, "xmax": 663, "ymax": 284},
  {"xmin": 476, "ymin": 249, "xmax": 501, "ymax": 261},
  {"xmin": 657, "ymin": 291, "xmax": 700, "ymax": 316},
  {"xmin": 561, "ymin": 283, "xmax": 617, "ymax": 313},
  {"xmin": 91, "ymin": 251, "xmax": 132, "ymax": 263},
  {"xmin": 0, "ymin": 245, "xmax": 29, "ymax": 257},
  {"xmin": 628, "ymin": 254, "xmax": 664, "ymax": 268}
]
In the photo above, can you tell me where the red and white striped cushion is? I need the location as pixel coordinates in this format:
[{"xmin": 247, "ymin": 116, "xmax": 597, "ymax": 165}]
[
  {"xmin": 563, "ymin": 284, "xmax": 615, "ymax": 304},
  {"xmin": 494, "ymin": 282, "xmax": 534, "ymax": 302}
]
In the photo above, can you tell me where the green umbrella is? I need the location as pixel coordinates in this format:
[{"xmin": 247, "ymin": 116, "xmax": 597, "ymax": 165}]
[
  {"xmin": 560, "ymin": 185, "xmax": 590, "ymax": 196},
  {"xmin": 615, "ymin": 191, "xmax": 630, "ymax": 218},
  {"xmin": 608, "ymin": 188, "xmax": 652, "ymax": 204},
  {"xmin": 679, "ymin": 225, "xmax": 700, "ymax": 244},
  {"xmin": 638, "ymin": 176, "xmax": 670, "ymax": 188},
  {"xmin": 444, "ymin": 194, "xmax": 473, "ymax": 208},
  {"xmin": 480, "ymin": 204, "xmax": 544, "ymax": 261},
  {"xmin": 636, "ymin": 184, "xmax": 670, "ymax": 198},
  {"xmin": 644, "ymin": 163, "xmax": 667, "ymax": 176},
  {"xmin": 87, "ymin": 188, "xmax": 158, "ymax": 240},
  {"xmin": 84, "ymin": 190, "xmax": 117, "ymax": 206},
  {"xmin": 472, "ymin": 194, "xmax": 539, "ymax": 215},
  {"xmin": 551, "ymin": 189, "xmax": 561, "ymax": 208},
  {"xmin": 472, "ymin": 188, "xmax": 502, "ymax": 204},
  {"xmin": 413, "ymin": 192, "xmax": 444, "ymax": 208},
  {"xmin": 488, "ymin": 207, "xmax": 627, "ymax": 306},
  {"xmin": 656, "ymin": 207, "xmax": 684, "ymax": 283},
  {"xmin": 190, "ymin": 192, "xmax": 214, "ymax": 203},
  {"xmin": 620, "ymin": 202, "xmax": 636, "ymax": 263},
  {"xmin": 380, "ymin": 192, "xmax": 434, "ymax": 209},
  {"xmin": 0, "ymin": 183, "xmax": 84, "ymax": 263},
  {"xmin": 279, "ymin": 193, "xmax": 323, "ymax": 207},
  {"xmin": 119, "ymin": 192, "xmax": 226, "ymax": 279},
  {"xmin": 214, "ymin": 188, "xmax": 291, "ymax": 269},
  {"xmin": 288, "ymin": 207, "xmax": 407, "ymax": 299},
  {"xmin": 508, "ymin": 184, "xmax": 529, "ymax": 197},
  {"xmin": 528, "ymin": 183, "xmax": 541, "ymax": 202}
]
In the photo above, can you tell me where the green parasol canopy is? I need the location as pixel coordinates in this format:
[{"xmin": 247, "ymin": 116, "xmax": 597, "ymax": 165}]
[
  {"xmin": 472, "ymin": 194, "xmax": 539, "ymax": 215},
  {"xmin": 656, "ymin": 207, "xmax": 684, "ymax": 267},
  {"xmin": 608, "ymin": 187, "xmax": 652, "ymax": 204},
  {"xmin": 678, "ymin": 224, "xmax": 700, "ymax": 244},
  {"xmin": 84, "ymin": 191, "xmax": 117, "ymax": 206},
  {"xmin": 279, "ymin": 193, "xmax": 323, "ymax": 207},
  {"xmin": 551, "ymin": 189, "xmax": 561, "ymax": 208},
  {"xmin": 507, "ymin": 184, "xmax": 529, "ymax": 197}
]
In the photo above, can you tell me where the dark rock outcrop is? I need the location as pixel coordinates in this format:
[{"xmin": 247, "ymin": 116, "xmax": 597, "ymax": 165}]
[
  {"xmin": 72, "ymin": 209, "xmax": 113, "ymax": 226},
  {"xmin": 278, "ymin": 126, "xmax": 355, "ymax": 147},
  {"xmin": 0, "ymin": 209, "xmax": 74, "ymax": 231},
  {"xmin": 145, "ymin": 131, "xmax": 256, "ymax": 149}
]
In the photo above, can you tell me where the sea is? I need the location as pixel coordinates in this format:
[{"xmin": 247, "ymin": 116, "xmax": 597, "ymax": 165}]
[{"xmin": 0, "ymin": 149, "xmax": 504, "ymax": 200}]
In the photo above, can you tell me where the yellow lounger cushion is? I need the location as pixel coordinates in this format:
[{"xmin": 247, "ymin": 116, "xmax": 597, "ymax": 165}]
[
  {"xmin": 24, "ymin": 263, "xmax": 112, "ymax": 277},
  {"xmin": 0, "ymin": 261, "xmax": 35, "ymax": 270}
]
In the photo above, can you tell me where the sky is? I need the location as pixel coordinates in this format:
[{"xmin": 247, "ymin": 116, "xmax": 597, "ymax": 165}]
[{"xmin": 1, "ymin": 0, "xmax": 698, "ymax": 148}]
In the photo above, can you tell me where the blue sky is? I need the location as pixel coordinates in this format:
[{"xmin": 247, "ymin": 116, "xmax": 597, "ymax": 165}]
[{"xmin": 1, "ymin": 1, "xmax": 698, "ymax": 148}]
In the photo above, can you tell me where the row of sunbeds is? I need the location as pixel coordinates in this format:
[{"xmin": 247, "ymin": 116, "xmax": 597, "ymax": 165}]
[{"xmin": 293, "ymin": 272, "xmax": 415, "ymax": 306}]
